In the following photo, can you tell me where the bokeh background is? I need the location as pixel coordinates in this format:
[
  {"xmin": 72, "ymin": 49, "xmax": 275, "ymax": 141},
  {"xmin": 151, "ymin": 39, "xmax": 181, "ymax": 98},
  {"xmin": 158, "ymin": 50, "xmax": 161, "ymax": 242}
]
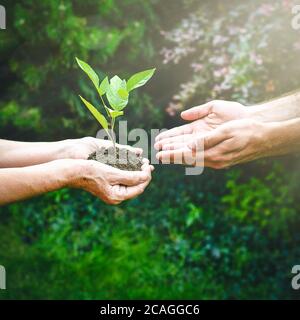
[{"xmin": 1, "ymin": 0, "xmax": 300, "ymax": 299}]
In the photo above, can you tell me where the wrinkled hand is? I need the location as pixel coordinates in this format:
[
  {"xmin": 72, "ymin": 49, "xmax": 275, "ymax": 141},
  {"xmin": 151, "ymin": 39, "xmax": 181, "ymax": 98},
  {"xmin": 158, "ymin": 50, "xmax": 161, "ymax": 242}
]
[
  {"xmin": 60, "ymin": 137, "xmax": 143, "ymax": 160},
  {"xmin": 70, "ymin": 158, "xmax": 154, "ymax": 205},
  {"xmin": 155, "ymin": 100, "xmax": 248, "ymax": 151},
  {"xmin": 157, "ymin": 119, "xmax": 273, "ymax": 169}
]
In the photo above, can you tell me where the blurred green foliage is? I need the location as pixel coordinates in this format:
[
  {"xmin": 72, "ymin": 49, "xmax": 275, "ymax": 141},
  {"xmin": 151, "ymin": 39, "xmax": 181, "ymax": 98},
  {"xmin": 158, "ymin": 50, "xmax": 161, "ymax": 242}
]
[{"xmin": 1, "ymin": 0, "xmax": 300, "ymax": 299}]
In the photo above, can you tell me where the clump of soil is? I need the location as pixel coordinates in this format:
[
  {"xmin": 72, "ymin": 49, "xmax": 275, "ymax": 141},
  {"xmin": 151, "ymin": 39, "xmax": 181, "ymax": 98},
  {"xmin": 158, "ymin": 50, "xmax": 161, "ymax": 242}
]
[{"xmin": 88, "ymin": 146, "xmax": 143, "ymax": 171}]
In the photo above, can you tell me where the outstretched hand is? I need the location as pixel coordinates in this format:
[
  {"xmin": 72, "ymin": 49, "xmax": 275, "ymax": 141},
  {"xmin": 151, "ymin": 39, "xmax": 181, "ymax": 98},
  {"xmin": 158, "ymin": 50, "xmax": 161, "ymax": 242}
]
[
  {"xmin": 154, "ymin": 100, "xmax": 275, "ymax": 169},
  {"xmin": 154, "ymin": 100, "xmax": 248, "ymax": 151},
  {"xmin": 156, "ymin": 119, "xmax": 274, "ymax": 169}
]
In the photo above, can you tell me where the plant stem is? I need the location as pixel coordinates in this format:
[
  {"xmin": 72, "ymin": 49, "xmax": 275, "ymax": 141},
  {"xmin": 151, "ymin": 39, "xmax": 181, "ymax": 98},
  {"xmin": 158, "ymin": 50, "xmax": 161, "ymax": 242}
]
[
  {"xmin": 111, "ymin": 117, "xmax": 116, "ymax": 151},
  {"xmin": 99, "ymin": 94, "xmax": 110, "ymax": 118},
  {"xmin": 98, "ymin": 94, "xmax": 115, "ymax": 148}
]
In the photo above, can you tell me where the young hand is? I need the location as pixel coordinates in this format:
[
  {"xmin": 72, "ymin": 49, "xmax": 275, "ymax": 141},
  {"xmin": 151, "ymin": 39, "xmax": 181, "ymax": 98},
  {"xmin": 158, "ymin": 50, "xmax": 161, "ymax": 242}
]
[
  {"xmin": 156, "ymin": 119, "xmax": 275, "ymax": 169},
  {"xmin": 154, "ymin": 100, "xmax": 249, "ymax": 151}
]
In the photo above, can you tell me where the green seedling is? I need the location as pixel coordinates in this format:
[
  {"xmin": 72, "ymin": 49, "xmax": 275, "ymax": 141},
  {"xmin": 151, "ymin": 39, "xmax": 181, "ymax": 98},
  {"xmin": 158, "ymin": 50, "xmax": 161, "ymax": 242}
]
[{"xmin": 76, "ymin": 57, "xmax": 156, "ymax": 150}]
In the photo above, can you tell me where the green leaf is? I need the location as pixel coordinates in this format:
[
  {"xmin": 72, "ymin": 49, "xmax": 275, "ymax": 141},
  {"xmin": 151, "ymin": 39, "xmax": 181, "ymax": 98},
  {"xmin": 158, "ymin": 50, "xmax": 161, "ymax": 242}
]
[
  {"xmin": 106, "ymin": 76, "xmax": 128, "ymax": 111},
  {"xmin": 104, "ymin": 106, "xmax": 124, "ymax": 118},
  {"xmin": 110, "ymin": 110, "xmax": 124, "ymax": 118},
  {"xmin": 106, "ymin": 87, "xmax": 128, "ymax": 111},
  {"xmin": 76, "ymin": 57, "xmax": 99, "ymax": 91},
  {"xmin": 127, "ymin": 68, "xmax": 156, "ymax": 92},
  {"xmin": 79, "ymin": 95, "xmax": 108, "ymax": 130},
  {"xmin": 118, "ymin": 88, "xmax": 129, "ymax": 100},
  {"xmin": 99, "ymin": 77, "xmax": 109, "ymax": 96},
  {"xmin": 110, "ymin": 75, "xmax": 126, "ymax": 92}
]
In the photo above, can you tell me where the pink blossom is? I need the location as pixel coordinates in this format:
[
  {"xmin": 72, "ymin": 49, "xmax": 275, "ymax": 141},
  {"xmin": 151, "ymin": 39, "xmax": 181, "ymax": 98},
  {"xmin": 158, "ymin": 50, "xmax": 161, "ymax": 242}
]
[
  {"xmin": 191, "ymin": 63, "xmax": 204, "ymax": 72},
  {"xmin": 250, "ymin": 52, "xmax": 263, "ymax": 65},
  {"xmin": 257, "ymin": 4, "xmax": 275, "ymax": 16}
]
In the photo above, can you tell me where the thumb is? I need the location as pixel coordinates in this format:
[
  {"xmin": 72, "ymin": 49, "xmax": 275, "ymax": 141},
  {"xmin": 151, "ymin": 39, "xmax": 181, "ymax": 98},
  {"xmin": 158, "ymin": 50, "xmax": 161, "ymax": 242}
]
[
  {"xmin": 181, "ymin": 102, "xmax": 212, "ymax": 121},
  {"xmin": 113, "ymin": 170, "xmax": 149, "ymax": 187}
]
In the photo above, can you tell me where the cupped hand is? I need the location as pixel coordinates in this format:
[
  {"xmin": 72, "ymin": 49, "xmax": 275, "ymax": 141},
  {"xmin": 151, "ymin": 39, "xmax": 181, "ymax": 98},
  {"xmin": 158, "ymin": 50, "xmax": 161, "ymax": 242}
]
[
  {"xmin": 154, "ymin": 100, "xmax": 249, "ymax": 151},
  {"xmin": 71, "ymin": 158, "xmax": 154, "ymax": 205}
]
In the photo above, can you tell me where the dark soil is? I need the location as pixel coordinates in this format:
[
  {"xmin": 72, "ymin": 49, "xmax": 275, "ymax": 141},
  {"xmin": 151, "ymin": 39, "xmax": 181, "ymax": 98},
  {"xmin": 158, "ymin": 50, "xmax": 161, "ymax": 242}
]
[{"xmin": 88, "ymin": 146, "xmax": 143, "ymax": 171}]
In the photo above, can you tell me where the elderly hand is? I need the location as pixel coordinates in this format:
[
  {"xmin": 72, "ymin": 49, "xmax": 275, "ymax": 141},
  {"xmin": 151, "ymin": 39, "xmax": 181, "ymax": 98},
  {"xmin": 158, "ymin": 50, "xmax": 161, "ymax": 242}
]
[
  {"xmin": 69, "ymin": 158, "xmax": 153, "ymax": 205},
  {"xmin": 59, "ymin": 137, "xmax": 143, "ymax": 160}
]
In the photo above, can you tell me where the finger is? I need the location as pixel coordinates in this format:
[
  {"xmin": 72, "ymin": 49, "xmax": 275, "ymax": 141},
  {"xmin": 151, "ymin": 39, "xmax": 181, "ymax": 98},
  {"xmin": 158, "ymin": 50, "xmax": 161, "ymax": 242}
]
[
  {"xmin": 116, "ymin": 165, "xmax": 152, "ymax": 200},
  {"xmin": 181, "ymin": 102, "xmax": 212, "ymax": 121},
  {"xmin": 111, "ymin": 169, "xmax": 149, "ymax": 186},
  {"xmin": 155, "ymin": 124, "xmax": 193, "ymax": 142},
  {"xmin": 114, "ymin": 143, "xmax": 143, "ymax": 156},
  {"xmin": 142, "ymin": 159, "xmax": 154, "ymax": 172},
  {"xmin": 114, "ymin": 181, "xmax": 148, "ymax": 201},
  {"xmin": 162, "ymin": 142, "xmax": 186, "ymax": 151},
  {"xmin": 188, "ymin": 129, "xmax": 229, "ymax": 151},
  {"xmin": 154, "ymin": 134, "xmax": 193, "ymax": 150},
  {"xmin": 141, "ymin": 162, "xmax": 153, "ymax": 176},
  {"xmin": 142, "ymin": 158, "xmax": 150, "ymax": 165},
  {"xmin": 156, "ymin": 148, "xmax": 190, "ymax": 165},
  {"xmin": 133, "ymin": 147, "xmax": 143, "ymax": 156}
]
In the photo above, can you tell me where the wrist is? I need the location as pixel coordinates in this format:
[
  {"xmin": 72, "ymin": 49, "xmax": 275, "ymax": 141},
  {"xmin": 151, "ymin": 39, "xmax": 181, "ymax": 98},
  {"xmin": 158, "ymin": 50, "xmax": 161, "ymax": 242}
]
[
  {"xmin": 247, "ymin": 104, "xmax": 270, "ymax": 122},
  {"xmin": 259, "ymin": 121, "xmax": 289, "ymax": 157},
  {"xmin": 50, "ymin": 159, "xmax": 89, "ymax": 189},
  {"xmin": 52, "ymin": 139, "xmax": 75, "ymax": 160}
]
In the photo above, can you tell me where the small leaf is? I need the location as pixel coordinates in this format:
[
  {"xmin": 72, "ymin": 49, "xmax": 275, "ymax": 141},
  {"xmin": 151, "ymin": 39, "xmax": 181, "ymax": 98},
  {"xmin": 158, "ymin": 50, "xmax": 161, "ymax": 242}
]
[
  {"xmin": 76, "ymin": 57, "xmax": 99, "ymax": 91},
  {"xmin": 104, "ymin": 106, "xmax": 123, "ymax": 118},
  {"xmin": 110, "ymin": 76, "xmax": 127, "ymax": 95},
  {"xmin": 118, "ymin": 88, "xmax": 129, "ymax": 100},
  {"xmin": 106, "ymin": 77, "xmax": 128, "ymax": 111},
  {"xmin": 110, "ymin": 75, "xmax": 123, "ymax": 89},
  {"xmin": 106, "ymin": 86, "xmax": 128, "ymax": 111},
  {"xmin": 79, "ymin": 95, "xmax": 108, "ymax": 130},
  {"xmin": 127, "ymin": 68, "xmax": 156, "ymax": 92},
  {"xmin": 99, "ymin": 76, "xmax": 109, "ymax": 96},
  {"xmin": 110, "ymin": 110, "xmax": 124, "ymax": 118}
]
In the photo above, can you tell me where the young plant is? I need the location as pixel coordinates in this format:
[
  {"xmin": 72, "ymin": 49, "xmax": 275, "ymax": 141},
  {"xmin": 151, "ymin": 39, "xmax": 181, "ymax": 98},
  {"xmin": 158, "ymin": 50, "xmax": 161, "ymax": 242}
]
[{"xmin": 76, "ymin": 57, "xmax": 156, "ymax": 150}]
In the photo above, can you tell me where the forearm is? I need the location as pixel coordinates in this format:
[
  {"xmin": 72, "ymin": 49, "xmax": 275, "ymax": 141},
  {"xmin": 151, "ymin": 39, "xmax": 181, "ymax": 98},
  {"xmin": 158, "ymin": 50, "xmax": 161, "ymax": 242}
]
[
  {"xmin": 0, "ymin": 139, "xmax": 69, "ymax": 168},
  {"xmin": 249, "ymin": 91, "xmax": 300, "ymax": 122},
  {"xmin": 264, "ymin": 118, "xmax": 300, "ymax": 157},
  {"xmin": 0, "ymin": 159, "xmax": 83, "ymax": 206}
]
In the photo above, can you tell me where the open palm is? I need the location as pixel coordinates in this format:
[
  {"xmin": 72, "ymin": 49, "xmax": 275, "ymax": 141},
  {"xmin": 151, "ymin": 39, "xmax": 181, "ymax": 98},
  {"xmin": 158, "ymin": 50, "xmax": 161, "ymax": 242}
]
[{"xmin": 155, "ymin": 100, "xmax": 249, "ymax": 151}]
